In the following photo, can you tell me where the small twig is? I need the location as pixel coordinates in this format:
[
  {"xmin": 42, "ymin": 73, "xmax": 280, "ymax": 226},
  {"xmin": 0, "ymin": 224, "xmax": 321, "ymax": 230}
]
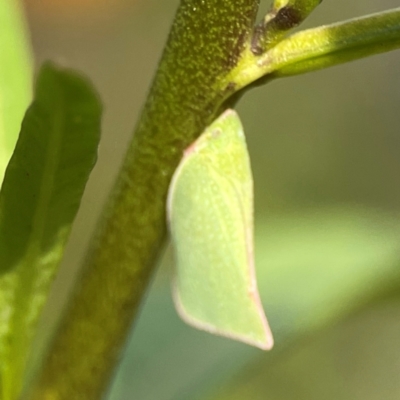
[
  {"xmin": 252, "ymin": 0, "xmax": 322, "ymax": 54},
  {"xmin": 233, "ymin": 8, "xmax": 400, "ymax": 90}
]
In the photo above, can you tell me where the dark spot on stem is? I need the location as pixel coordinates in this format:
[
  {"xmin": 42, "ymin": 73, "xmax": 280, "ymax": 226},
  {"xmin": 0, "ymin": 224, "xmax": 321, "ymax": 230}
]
[
  {"xmin": 218, "ymin": 81, "xmax": 237, "ymax": 107},
  {"xmin": 226, "ymin": 81, "xmax": 236, "ymax": 92},
  {"xmin": 250, "ymin": 5, "xmax": 304, "ymax": 55},
  {"xmin": 272, "ymin": 6, "xmax": 303, "ymax": 31},
  {"xmin": 251, "ymin": 24, "xmax": 266, "ymax": 56}
]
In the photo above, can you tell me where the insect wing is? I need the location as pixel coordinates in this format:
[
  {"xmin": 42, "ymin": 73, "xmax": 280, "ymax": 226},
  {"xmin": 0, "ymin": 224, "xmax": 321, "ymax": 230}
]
[{"xmin": 167, "ymin": 109, "xmax": 273, "ymax": 350}]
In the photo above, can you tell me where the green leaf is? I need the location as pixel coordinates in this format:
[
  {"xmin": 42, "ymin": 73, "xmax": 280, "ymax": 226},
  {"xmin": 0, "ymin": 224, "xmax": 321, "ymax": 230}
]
[
  {"xmin": 204, "ymin": 207, "xmax": 400, "ymax": 400},
  {"xmin": 0, "ymin": 62, "xmax": 102, "ymax": 400},
  {"xmin": 0, "ymin": 0, "xmax": 32, "ymax": 184},
  {"xmin": 167, "ymin": 110, "xmax": 273, "ymax": 350},
  {"xmin": 256, "ymin": 207, "xmax": 400, "ymax": 340},
  {"xmin": 109, "ymin": 207, "xmax": 400, "ymax": 400}
]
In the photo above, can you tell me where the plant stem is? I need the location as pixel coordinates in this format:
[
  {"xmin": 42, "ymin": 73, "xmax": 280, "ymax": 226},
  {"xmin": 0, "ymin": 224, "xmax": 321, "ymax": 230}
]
[
  {"xmin": 233, "ymin": 8, "xmax": 400, "ymax": 89},
  {"xmin": 25, "ymin": 1, "xmax": 260, "ymax": 399},
  {"xmin": 252, "ymin": 0, "xmax": 322, "ymax": 53}
]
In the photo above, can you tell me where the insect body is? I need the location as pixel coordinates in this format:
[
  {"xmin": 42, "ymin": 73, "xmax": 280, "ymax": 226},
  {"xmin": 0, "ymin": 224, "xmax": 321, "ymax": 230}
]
[{"xmin": 167, "ymin": 109, "xmax": 273, "ymax": 350}]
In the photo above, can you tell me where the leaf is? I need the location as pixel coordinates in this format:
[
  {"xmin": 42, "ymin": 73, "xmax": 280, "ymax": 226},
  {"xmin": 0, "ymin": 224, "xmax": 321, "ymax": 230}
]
[
  {"xmin": 0, "ymin": 62, "xmax": 102, "ymax": 400},
  {"xmin": 0, "ymin": 0, "xmax": 32, "ymax": 184},
  {"xmin": 109, "ymin": 207, "xmax": 400, "ymax": 400},
  {"xmin": 167, "ymin": 109, "xmax": 273, "ymax": 350},
  {"xmin": 205, "ymin": 207, "xmax": 400, "ymax": 400},
  {"xmin": 256, "ymin": 207, "xmax": 400, "ymax": 341}
]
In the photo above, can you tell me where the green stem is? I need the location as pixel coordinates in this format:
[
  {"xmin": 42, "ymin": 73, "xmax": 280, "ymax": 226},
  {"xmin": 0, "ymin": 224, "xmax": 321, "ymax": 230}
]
[
  {"xmin": 25, "ymin": 1, "xmax": 260, "ymax": 399},
  {"xmin": 234, "ymin": 8, "xmax": 400, "ymax": 88},
  {"xmin": 252, "ymin": 0, "xmax": 322, "ymax": 53}
]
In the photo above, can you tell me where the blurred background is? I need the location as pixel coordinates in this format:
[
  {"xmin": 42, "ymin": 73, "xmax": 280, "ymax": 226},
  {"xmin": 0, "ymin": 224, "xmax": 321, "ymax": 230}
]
[{"xmin": 21, "ymin": 0, "xmax": 400, "ymax": 399}]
